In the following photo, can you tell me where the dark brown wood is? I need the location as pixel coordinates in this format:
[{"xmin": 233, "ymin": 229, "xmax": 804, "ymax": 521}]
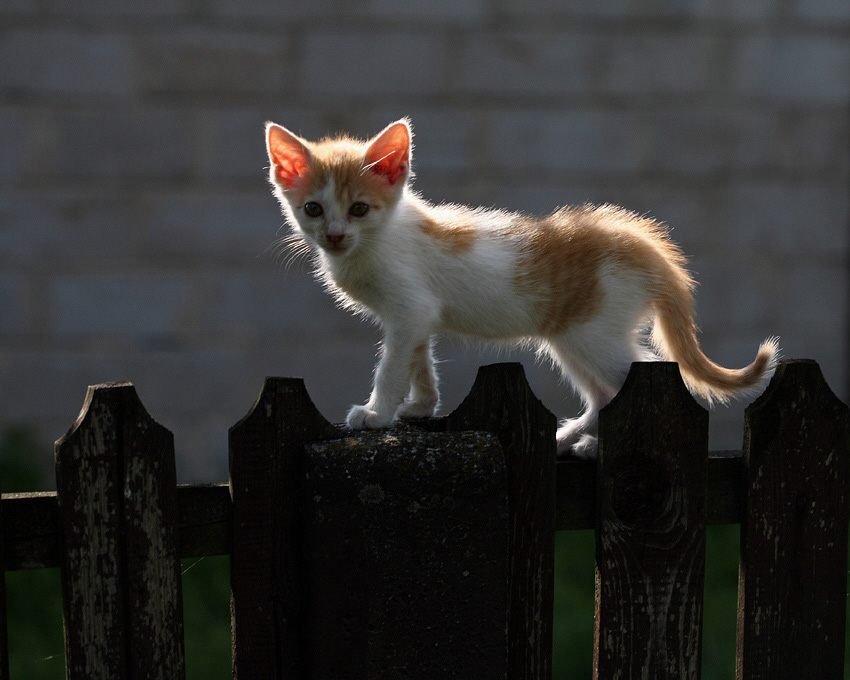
[
  {"xmin": 2, "ymin": 485, "xmax": 230, "ymax": 570},
  {"xmin": 175, "ymin": 483, "xmax": 231, "ymax": 559},
  {"xmin": 229, "ymin": 377, "xmax": 340, "ymax": 680},
  {"xmin": 302, "ymin": 429, "xmax": 508, "ymax": 679},
  {"xmin": 437, "ymin": 362, "xmax": 557, "ymax": 680},
  {"xmin": 0, "ymin": 453, "xmax": 745, "ymax": 571},
  {"xmin": 594, "ymin": 362, "xmax": 708, "ymax": 680},
  {"xmin": 737, "ymin": 360, "xmax": 850, "ymax": 680},
  {"xmin": 55, "ymin": 382, "xmax": 185, "ymax": 680},
  {"xmin": 0, "ymin": 479, "xmax": 9, "ymax": 680}
]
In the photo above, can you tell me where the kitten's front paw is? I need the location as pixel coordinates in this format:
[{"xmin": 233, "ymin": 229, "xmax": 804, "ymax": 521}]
[
  {"xmin": 396, "ymin": 398, "xmax": 438, "ymax": 420},
  {"xmin": 346, "ymin": 404, "xmax": 394, "ymax": 430}
]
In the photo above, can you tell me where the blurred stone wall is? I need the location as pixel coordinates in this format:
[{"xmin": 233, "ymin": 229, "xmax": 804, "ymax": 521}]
[{"xmin": 0, "ymin": 0, "xmax": 847, "ymax": 480}]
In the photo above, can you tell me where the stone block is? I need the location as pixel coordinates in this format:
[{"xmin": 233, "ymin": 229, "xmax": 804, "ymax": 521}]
[
  {"xmin": 490, "ymin": 108, "xmax": 643, "ymax": 174},
  {"xmin": 719, "ymin": 180, "xmax": 849, "ymax": 256},
  {"xmin": 732, "ymin": 35, "xmax": 850, "ymax": 105},
  {"xmin": 690, "ymin": 255, "xmax": 776, "ymax": 331},
  {"xmin": 199, "ymin": 108, "xmax": 269, "ymax": 181},
  {"xmin": 492, "ymin": 0, "xmax": 632, "ymax": 19},
  {"xmin": 139, "ymin": 190, "xmax": 281, "ymax": 261},
  {"xmin": 0, "ymin": 30, "xmax": 133, "ymax": 99},
  {"xmin": 458, "ymin": 31, "xmax": 596, "ymax": 97},
  {"xmin": 644, "ymin": 108, "xmax": 774, "ymax": 175},
  {"xmin": 0, "ymin": 191, "xmax": 137, "ymax": 264},
  {"xmin": 600, "ymin": 33, "xmax": 718, "ymax": 95},
  {"xmin": 50, "ymin": 272, "xmax": 193, "ymax": 340},
  {"xmin": 780, "ymin": 261, "xmax": 848, "ymax": 329},
  {"xmin": 194, "ymin": 269, "xmax": 361, "ymax": 341},
  {"xmin": 367, "ymin": 0, "xmax": 487, "ymax": 23},
  {"xmin": 301, "ymin": 30, "xmax": 447, "ymax": 96},
  {"xmin": 775, "ymin": 111, "xmax": 849, "ymax": 173},
  {"xmin": 0, "ymin": 272, "xmax": 32, "ymax": 336},
  {"xmin": 53, "ymin": 108, "xmax": 193, "ymax": 180},
  {"xmin": 44, "ymin": 0, "xmax": 187, "ymax": 17},
  {"xmin": 210, "ymin": 0, "xmax": 343, "ymax": 22},
  {"xmin": 795, "ymin": 0, "xmax": 850, "ymax": 22},
  {"xmin": 0, "ymin": 0, "xmax": 38, "ymax": 15},
  {"xmin": 138, "ymin": 30, "xmax": 287, "ymax": 97},
  {"xmin": 0, "ymin": 107, "xmax": 27, "ymax": 181},
  {"xmin": 368, "ymin": 107, "xmax": 479, "ymax": 173}
]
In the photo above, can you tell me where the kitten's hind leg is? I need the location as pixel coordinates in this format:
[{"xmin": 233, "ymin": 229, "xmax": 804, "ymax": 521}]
[
  {"xmin": 555, "ymin": 386, "xmax": 612, "ymax": 460},
  {"xmin": 546, "ymin": 338, "xmax": 625, "ymax": 459},
  {"xmin": 396, "ymin": 338, "xmax": 440, "ymax": 419}
]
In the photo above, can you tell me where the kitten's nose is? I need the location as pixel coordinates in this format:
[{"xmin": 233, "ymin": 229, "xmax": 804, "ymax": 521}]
[{"xmin": 327, "ymin": 233, "xmax": 345, "ymax": 245}]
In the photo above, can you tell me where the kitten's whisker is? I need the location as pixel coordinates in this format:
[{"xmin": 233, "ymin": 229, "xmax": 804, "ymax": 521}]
[{"xmin": 360, "ymin": 151, "xmax": 394, "ymax": 176}]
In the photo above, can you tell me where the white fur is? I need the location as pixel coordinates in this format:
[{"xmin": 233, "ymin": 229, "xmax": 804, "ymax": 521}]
[{"xmin": 265, "ymin": 121, "xmax": 774, "ymax": 458}]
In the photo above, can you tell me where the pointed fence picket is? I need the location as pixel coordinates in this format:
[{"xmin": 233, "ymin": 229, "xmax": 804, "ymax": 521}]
[{"xmin": 0, "ymin": 359, "xmax": 845, "ymax": 679}]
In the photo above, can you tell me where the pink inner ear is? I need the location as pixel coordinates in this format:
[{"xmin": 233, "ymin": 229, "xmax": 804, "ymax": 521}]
[
  {"xmin": 365, "ymin": 123, "xmax": 410, "ymax": 185},
  {"xmin": 267, "ymin": 126, "xmax": 310, "ymax": 190}
]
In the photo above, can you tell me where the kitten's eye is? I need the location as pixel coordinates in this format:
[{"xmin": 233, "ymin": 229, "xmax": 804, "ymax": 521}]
[
  {"xmin": 349, "ymin": 202, "xmax": 369, "ymax": 218},
  {"xmin": 303, "ymin": 202, "xmax": 324, "ymax": 218}
]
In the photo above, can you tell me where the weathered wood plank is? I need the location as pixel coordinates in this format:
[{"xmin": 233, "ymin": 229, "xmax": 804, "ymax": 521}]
[
  {"xmin": 594, "ymin": 362, "xmax": 708, "ymax": 680},
  {"xmin": 737, "ymin": 360, "xmax": 850, "ymax": 680},
  {"xmin": 229, "ymin": 377, "xmax": 340, "ymax": 680},
  {"xmin": 438, "ymin": 362, "xmax": 557, "ymax": 680},
  {"xmin": 0, "ymin": 453, "xmax": 744, "ymax": 571},
  {"xmin": 0, "ymin": 479, "xmax": 10, "ymax": 680},
  {"xmin": 55, "ymin": 382, "xmax": 185, "ymax": 680},
  {"xmin": 302, "ymin": 429, "xmax": 508, "ymax": 678},
  {"xmin": 175, "ymin": 483, "xmax": 231, "ymax": 559},
  {"xmin": 1, "ymin": 484, "xmax": 231, "ymax": 570}
]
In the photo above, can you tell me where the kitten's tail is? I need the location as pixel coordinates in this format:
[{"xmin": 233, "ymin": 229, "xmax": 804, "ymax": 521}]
[{"xmin": 649, "ymin": 274, "xmax": 779, "ymax": 405}]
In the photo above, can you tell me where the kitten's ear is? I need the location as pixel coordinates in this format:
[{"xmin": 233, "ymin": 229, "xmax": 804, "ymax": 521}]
[
  {"xmin": 266, "ymin": 122, "xmax": 311, "ymax": 190},
  {"xmin": 364, "ymin": 119, "xmax": 412, "ymax": 186}
]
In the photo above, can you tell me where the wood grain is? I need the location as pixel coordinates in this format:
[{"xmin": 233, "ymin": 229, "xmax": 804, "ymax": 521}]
[
  {"xmin": 737, "ymin": 360, "xmax": 850, "ymax": 680},
  {"xmin": 594, "ymin": 362, "xmax": 708, "ymax": 680},
  {"xmin": 229, "ymin": 377, "xmax": 340, "ymax": 680},
  {"xmin": 440, "ymin": 362, "xmax": 557, "ymax": 680},
  {"xmin": 55, "ymin": 382, "xmax": 185, "ymax": 680}
]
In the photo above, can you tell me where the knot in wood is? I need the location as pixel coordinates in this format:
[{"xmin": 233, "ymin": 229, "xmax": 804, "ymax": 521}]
[{"xmin": 608, "ymin": 453, "xmax": 669, "ymax": 526}]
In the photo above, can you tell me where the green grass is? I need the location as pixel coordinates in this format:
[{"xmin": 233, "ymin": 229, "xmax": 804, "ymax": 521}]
[{"xmin": 552, "ymin": 525, "xmax": 744, "ymax": 680}]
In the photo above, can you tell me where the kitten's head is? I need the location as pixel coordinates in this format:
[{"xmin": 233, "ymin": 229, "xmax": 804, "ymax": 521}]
[{"xmin": 265, "ymin": 119, "xmax": 412, "ymax": 257}]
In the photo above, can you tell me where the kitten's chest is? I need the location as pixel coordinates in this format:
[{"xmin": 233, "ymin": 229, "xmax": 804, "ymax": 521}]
[{"xmin": 327, "ymin": 259, "xmax": 386, "ymax": 309}]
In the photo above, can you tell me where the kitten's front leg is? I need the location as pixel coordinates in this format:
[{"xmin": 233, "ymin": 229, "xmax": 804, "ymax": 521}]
[
  {"xmin": 347, "ymin": 325, "xmax": 431, "ymax": 430},
  {"xmin": 396, "ymin": 338, "xmax": 439, "ymax": 419}
]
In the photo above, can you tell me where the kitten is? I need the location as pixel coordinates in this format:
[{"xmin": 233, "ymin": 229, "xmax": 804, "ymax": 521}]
[{"xmin": 265, "ymin": 118, "xmax": 778, "ymax": 458}]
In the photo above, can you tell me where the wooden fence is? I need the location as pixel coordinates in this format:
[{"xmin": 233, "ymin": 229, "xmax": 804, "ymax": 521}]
[{"xmin": 0, "ymin": 359, "xmax": 846, "ymax": 679}]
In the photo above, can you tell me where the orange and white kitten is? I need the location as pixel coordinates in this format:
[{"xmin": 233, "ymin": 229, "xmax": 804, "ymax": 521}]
[{"xmin": 265, "ymin": 118, "xmax": 778, "ymax": 458}]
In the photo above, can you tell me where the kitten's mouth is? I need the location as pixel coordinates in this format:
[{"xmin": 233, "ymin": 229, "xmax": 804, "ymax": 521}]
[{"xmin": 323, "ymin": 240, "xmax": 352, "ymax": 255}]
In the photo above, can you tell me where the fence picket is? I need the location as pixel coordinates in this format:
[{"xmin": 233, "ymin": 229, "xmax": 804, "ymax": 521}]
[
  {"xmin": 441, "ymin": 362, "xmax": 557, "ymax": 680},
  {"xmin": 594, "ymin": 362, "xmax": 708, "ymax": 680},
  {"xmin": 0, "ymin": 480, "xmax": 8, "ymax": 680},
  {"xmin": 228, "ymin": 377, "xmax": 339, "ymax": 680},
  {"xmin": 0, "ymin": 359, "xmax": 843, "ymax": 678},
  {"xmin": 737, "ymin": 360, "xmax": 850, "ymax": 680},
  {"xmin": 54, "ymin": 382, "xmax": 185, "ymax": 680},
  {"xmin": 302, "ymin": 429, "xmax": 509, "ymax": 678}
]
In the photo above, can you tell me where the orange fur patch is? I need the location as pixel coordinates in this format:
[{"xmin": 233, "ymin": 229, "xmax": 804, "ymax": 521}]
[
  {"xmin": 409, "ymin": 341, "xmax": 435, "ymax": 393},
  {"xmin": 512, "ymin": 204, "xmax": 689, "ymax": 337},
  {"xmin": 291, "ymin": 136, "xmax": 395, "ymax": 210},
  {"xmin": 418, "ymin": 212, "xmax": 477, "ymax": 253}
]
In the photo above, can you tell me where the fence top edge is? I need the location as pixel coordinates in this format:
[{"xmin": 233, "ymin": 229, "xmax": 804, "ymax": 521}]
[
  {"xmin": 601, "ymin": 361, "xmax": 705, "ymax": 420},
  {"xmin": 54, "ymin": 380, "xmax": 163, "ymax": 451},
  {"xmin": 746, "ymin": 358, "xmax": 848, "ymax": 418}
]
